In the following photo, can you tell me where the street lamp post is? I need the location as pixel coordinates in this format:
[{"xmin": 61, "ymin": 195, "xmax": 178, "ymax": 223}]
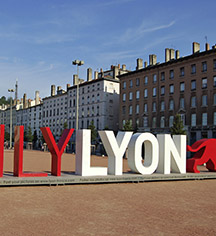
[
  {"xmin": 8, "ymin": 89, "xmax": 15, "ymax": 149},
  {"xmin": 72, "ymin": 60, "xmax": 84, "ymax": 131}
]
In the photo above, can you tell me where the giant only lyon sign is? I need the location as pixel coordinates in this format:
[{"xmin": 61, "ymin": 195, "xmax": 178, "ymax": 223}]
[{"xmin": 0, "ymin": 125, "xmax": 215, "ymax": 178}]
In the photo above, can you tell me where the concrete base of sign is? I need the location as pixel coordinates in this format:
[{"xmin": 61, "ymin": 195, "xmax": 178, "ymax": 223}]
[{"xmin": 0, "ymin": 171, "xmax": 216, "ymax": 187}]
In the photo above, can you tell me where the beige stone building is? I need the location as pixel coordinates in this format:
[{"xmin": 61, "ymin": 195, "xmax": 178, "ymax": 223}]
[{"xmin": 67, "ymin": 65, "xmax": 129, "ymax": 132}]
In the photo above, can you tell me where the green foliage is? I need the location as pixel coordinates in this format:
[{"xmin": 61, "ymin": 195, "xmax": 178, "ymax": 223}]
[
  {"xmin": 26, "ymin": 126, "xmax": 33, "ymax": 142},
  {"xmin": 32, "ymin": 130, "xmax": 38, "ymax": 149},
  {"xmin": 170, "ymin": 114, "xmax": 186, "ymax": 135},
  {"xmin": 40, "ymin": 134, "xmax": 45, "ymax": 144},
  {"xmin": 104, "ymin": 125, "xmax": 109, "ymax": 130},
  {"xmin": 63, "ymin": 122, "xmax": 68, "ymax": 129},
  {"xmin": 4, "ymin": 132, "xmax": 9, "ymax": 141},
  {"xmin": 24, "ymin": 130, "xmax": 27, "ymax": 142},
  {"xmin": 0, "ymin": 96, "xmax": 13, "ymax": 105},
  {"xmin": 33, "ymin": 130, "xmax": 38, "ymax": 143},
  {"xmin": 60, "ymin": 122, "xmax": 68, "ymax": 136},
  {"xmin": 88, "ymin": 121, "xmax": 97, "ymax": 143},
  {"xmin": 123, "ymin": 120, "xmax": 133, "ymax": 131}
]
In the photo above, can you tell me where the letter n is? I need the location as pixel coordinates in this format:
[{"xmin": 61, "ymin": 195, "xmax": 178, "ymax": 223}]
[{"xmin": 156, "ymin": 134, "xmax": 186, "ymax": 174}]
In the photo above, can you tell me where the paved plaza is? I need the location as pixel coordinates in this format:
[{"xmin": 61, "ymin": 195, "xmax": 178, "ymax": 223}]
[{"xmin": 0, "ymin": 150, "xmax": 215, "ymax": 235}]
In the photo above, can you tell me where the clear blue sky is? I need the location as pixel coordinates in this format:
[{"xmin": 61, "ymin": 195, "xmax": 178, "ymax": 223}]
[{"xmin": 0, "ymin": 0, "xmax": 216, "ymax": 100}]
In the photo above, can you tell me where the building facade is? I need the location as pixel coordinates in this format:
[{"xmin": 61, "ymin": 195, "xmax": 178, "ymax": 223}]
[
  {"xmin": 119, "ymin": 42, "xmax": 216, "ymax": 144},
  {"xmin": 42, "ymin": 85, "xmax": 68, "ymax": 140},
  {"xmin": 67, "ymin": 65, "xmax": 128, "ymax": 132},
  {"xmin": 0, "ymin": 105, "xmax": 16, "ymax": 135},
  {"xmin": 16, "ymin": 104, "xmax": 43, "ymax": 139}
]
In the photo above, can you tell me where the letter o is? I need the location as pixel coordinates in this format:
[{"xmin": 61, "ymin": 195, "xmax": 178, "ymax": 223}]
[{"xmin": 128, "ymin": 133, "xmax": 159, "ymax": 175}]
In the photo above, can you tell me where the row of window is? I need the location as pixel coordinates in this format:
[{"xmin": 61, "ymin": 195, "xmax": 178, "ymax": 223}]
[
  {"xmin": 122, "ymin": 94, "xmax": 213, "ymax": 115},
  {"xmin": 69, "ymin": 119, "xmax": 100, "ymax": 130},
  {"xmin": 43, "ymin": 109, "xmax": 67, "ymax": 117},
  {"xmin": 123, "ymin": 112, "xmax": 216, "ymax": 129},
  {"xmin": 122, "ymin": 60, "xmax": 216, "ymax": 89},
  {"xmin": 46, "ymin": 101, "xmax": 67, "ymax": 108},
  {"xmin": 45, "ymin": 97, "xmax": 66, "ymax": 104},
  {"xmin": 43, "ymin": 118, "xmax": 66, "ymax": 126},
  {"xmin": 122, "ymin": 77, "xmax": 216, "ymax": 101},
  {"xmin": 69, "ymin": 83, "xmax": 101, "ymax": 96},
  {"xmin": 68, "ymin": 94, "xmax": 102, "ymax": 107},
  {"xmin": 68, "ymin": 106, "xmax": 100, "ymax": 118}
]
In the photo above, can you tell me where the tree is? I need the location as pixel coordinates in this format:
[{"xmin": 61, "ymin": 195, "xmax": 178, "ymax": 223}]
[
  {"xmin": 0, "ymin": 96, "xmax": 12, "ymax": 105},
  {"xmin": 63, "ymin": 122, "xmax": 68, "ymax": 129},
  {"xmin": 7, "ymin": 97, "xmax": 13, "ymax": 105},
  {"xmin": 24, "ymin": 130, "xmax": 27, "ymax": 142},
  {"xmin": 4, "ymin": 132, "xmax": 9, "ymax": 141},
  {"xmin": 170, "ymin": 114, "xmax": 186, "ymax": 135},
  {"xmin": 60, "ymin": 122, "xmax": 68, "ymax": 136},
  {"xmin": 32, "ymin": 130, "xmax": 38, "ymax": 149},
  {"xmin": 26, "ymin": 126, "xmax": 33, "ymax": 142},
  {"xmin": 104, "ymin": 125, "xmax": 109, "ymax": 130},
  {"xmin": 123, "ymin": 120, "xmax": 133, "ymax": 131},
  {"xmin": 40, "ymin": 134, "xmax": 45, "ymax": 144},
  {"xmin": 88, "ymin": 121, "xmax": 97, "ymax": 143}
]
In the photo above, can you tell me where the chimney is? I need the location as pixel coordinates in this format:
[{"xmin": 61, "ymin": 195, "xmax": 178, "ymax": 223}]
[
  {"xmin": 100, "ymin": 68, "xmax": 103, "ymax": 72},
  {"xmin": 35, "ymin": 91, "xmax": 39, "ymax": 105},
  {"xmin": 57, "ymin": 86, "xmax": 62, "ymax": 91},
  {"xmin": 149, "ymin": 54, "xmax": 157, "ymax": 66},
  {"xmin": 113, "ymin": 66, "xmax": 119, "ymax": 79},
  {"xmin": 118, "ymin": 64, "xmax": 120, "ymax": 69},
  {"xmin": 23, "ymin": 93, "xmax": 27, "ymax": 109},
  {"xmin": 94, "ymin": 71, "xmax": 98, "ymax": 79},
  {"xmin": 73, "ymin": 74, "xmax": 78, "ymax": 85},
  {"xmin": 175, "ymin": 50, "xmax": 180, "ymax": 59},
  {"xmin": 205, "ymin": 43, "xmax": 210, "ymax": 51},
  {"xmin": 111, "ymin": 65, "xmax": 114, "ymax": 69},
  {"xmin": 51, "ymin": 85, "xmax": 55, "ymax": 96},
  {"xmin": 66, "ymin": 84, "xmax": 70, "ymax": 89},
  {"xmin": 28, "ymin": 99, "xmax": 31, "ymax": 107},
  {"xmin": 193, "ymin": 42, "xmax": 200, "ymax": 54},
  {"xmin": 165, "ymin": 48, "xmax": 170, "ymax": 62},
  {"xmin": 122, "ymin": 64, "xmax": 126, "ymax": 70},
  {"xmin": 87, "ymin": 68, "xmax": 92, "ymax": 81},
  {"xmin": 136, "ymin": 58, "xmax": 143, "ymax": 70},
  {"xmin": 144, "ymin": 61, "xmax": 147, "ymax": 68},
  {"xmin": 170, "ymin": 49, "xmax": 175, "ymax": 60},
  {"xmin": 152, "ymin": 54, "xmax": 157, "ymax": 65}
]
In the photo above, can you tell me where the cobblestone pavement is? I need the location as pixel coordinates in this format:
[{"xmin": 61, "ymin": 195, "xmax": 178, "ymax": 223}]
[{"xmin": 0, "ymin": 150, "xmax": 215, "ymax": 236}]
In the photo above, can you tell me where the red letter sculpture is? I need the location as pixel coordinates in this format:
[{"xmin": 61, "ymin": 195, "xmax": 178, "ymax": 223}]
[
  {"xmin": 40, "ymin": 127, "xmax": 74, "ymax": 176},
  {"xmin": 187, "ymin": 139, "xmax": 216, "ymax": 173},
  {"xmin": 14, "ymin": 126, "xmax": 48, "ymax": 177},
  {"xmin": 0, "ymin": 125, "xmax": 4, "ymax": 177}
]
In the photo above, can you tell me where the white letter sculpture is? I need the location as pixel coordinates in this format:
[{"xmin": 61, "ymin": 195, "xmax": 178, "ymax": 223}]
[
  {"xmin": 99, "ymin": 131, "xmax": 133, "ymax": 175},
  {"xmin": 156, "ymin": 134, "xmax": 186, "ymax": 174},
  {"xmin": 128, "ymin": 133, "xmax": 159, "ymax": 175},
  {"xmin": 76, "ymin": 129, "xmax": 107, "ymax": 176}
]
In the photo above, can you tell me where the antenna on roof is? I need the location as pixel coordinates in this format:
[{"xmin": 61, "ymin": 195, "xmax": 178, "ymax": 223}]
[
  {"xmin": 205, "ymin": 36, "xmax": 208, "ymax": 43},
  {"xmin": 15, "ymin": 78, "xmax": 18, "ymax": 105}
]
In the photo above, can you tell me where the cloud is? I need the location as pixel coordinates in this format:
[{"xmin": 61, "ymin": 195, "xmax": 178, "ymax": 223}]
[
  {"xmin": 0, "ymin": 56, "xmax": 9, "ymax": 61},
  {"xmin": 99, "ymin": 0, "xmax": 135, "ymax": 6},
  {"xmin": 28, "ymin": 34, "xmax": 77, "ymax": 45},
  {"xmin": 0, "ymin": 31, "xmax": 77, "ymax": 45},
  {"xmin": 98, "ymin": 50, "xmax": 139, "ymax": 61},
  {"xmin": 0, "ymin": 59, "xmax": 70, "ymax": 99},
  {"xmin": 105, "ymin": 20, "xmax": 176, "ymax": 46}
]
